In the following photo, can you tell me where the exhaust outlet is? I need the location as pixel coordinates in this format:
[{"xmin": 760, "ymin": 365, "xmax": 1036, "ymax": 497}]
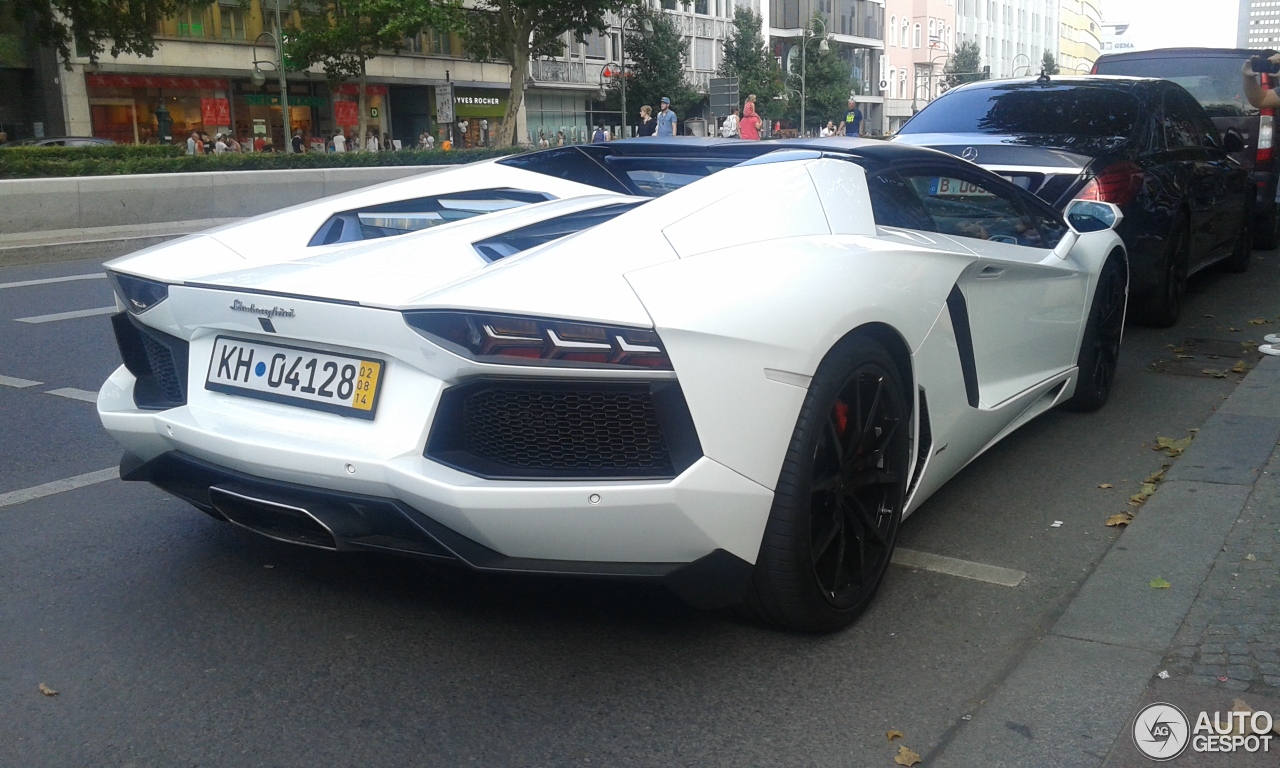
[{"xmin": 209, "ymin": 486, "xmax": 338, "ymax": 551}]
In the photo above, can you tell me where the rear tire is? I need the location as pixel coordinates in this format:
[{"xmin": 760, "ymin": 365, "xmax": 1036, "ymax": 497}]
[
  {"xmin": 1254, "ymin": 205, "xmax": 1279, "ymax": 251},
  {"xmin": 743, "ymin": 336, "xmax": 910, "ymax": 633},
  {"xmin": 1221, "ymin": 208, "xmax": 1254, "ymax": 273},
  {"xmin": 1063, "ymin": 256, "xmax": 1126, "ymax": 413},
  {"xmin": 1137, "ymin": 212, "xmax": 1189, "ymax": 328}
]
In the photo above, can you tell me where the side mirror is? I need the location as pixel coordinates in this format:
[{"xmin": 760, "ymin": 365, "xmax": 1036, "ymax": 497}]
[
  {"xmin": 1223, "ymin": 128, "xmax": 1245, "ymax": 153},
  {"xmin": 1064, "ymin": 199, "xmax": 1124, "ymax": 234}
]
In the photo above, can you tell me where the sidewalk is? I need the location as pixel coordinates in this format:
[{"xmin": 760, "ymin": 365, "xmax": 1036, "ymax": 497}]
[
  {"xmin": 931, "ymin": 355, "xmax": 1280, "ymax": 767},
  {"xmin": 0, "ymin": 218, "xmax": 239, "ymax": 267}
]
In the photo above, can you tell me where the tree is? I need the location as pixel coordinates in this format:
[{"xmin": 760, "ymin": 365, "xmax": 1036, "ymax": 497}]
[
  {"xmin": 287, "ymin": 0, "xmax": 457, "ymax": 148},
  {"xmin": 783, "ymin": 17, "xmax": 852, "ymax": 132},
  {"xmin": 9, "ymin": 0, "xmax": 201, "ymax": 63},
  {"xmin": 717, "ymin": 7, "xmax": 782, "ymax": 118},
  {"xmin": 461, "ymin": 0, "xmax": 633, "ymax": 146},
  {"xmin": 1041, "ymin": 50, "xmax": 1060, "ymax": 75},
  {"xmin": 605, "ymin": 4, "xmax": 698, "ymax": 126},
  {"xmin": 942, "ymin": 39, "xmax": 985, "ymax": 92}
]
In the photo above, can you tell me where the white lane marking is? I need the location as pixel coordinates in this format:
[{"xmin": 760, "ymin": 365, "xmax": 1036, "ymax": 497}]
[
  {"xmin": 0, "ymin": 374, "xmax": 42, "ymax": 388},
  {"xmin": 892, "ymin": 548, "xmax": 1027, "ymax": 587},
  {"xmin": 0, "ymin": 273, "xmax": 107, "ymax": 290},
  {"xmin": 14, "ymin": 306, "xmax": 117, "ymax": 324},
  {"xmin": 0, "ymin": 467, "xmax": 119, "ymax": 509},
  {"xmin": 45, "ymin": 387, "xmax": 99, "ymax": 403}
]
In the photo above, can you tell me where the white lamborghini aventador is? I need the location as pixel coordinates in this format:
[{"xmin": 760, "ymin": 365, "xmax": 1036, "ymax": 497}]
[{"xmin": 97, "ymin": 139, "xmax": 1127, "ymax": 632}]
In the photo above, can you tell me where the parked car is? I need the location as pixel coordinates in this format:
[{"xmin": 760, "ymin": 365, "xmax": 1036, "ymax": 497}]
[
  {"xmin": 98, "ymin": 139, "xmax": 1128, "ymax": 632},
  {"xmin": 1093, "ymin": 47, "xmax": 1280, "ymax": 249},
  {"xmin": 892, "ymin": 75, "xmax": 1252, "ymax": 326},
  {"xmin": 0, "ymin": 136, "xmax": 116, "ymax": 147}
]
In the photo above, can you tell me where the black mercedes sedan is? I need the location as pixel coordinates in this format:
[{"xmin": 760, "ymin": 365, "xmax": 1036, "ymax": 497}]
[{"xmin": 892, "ymin": 75, "xmax": 1252, "ymax": 327}]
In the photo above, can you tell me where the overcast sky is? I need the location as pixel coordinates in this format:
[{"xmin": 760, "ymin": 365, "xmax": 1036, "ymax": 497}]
[{"xmin": 1105, "ymin": 0, "xmax": 1237, "ymax": 50}]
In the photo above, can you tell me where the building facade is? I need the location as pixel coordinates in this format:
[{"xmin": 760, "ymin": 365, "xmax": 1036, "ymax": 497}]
[
  {"xmin": 0, "ymin": 3, "xmax": 66, "ymax": 141},
  {"xmin": 58, "ymin": 0, "xmax": 513, "ymax": 150},
  {"xmin": 883, "ymin": 0, "xmax": 954, "ymax": 134},
  {"xmin": 955, "ymin": 0, "xmax": 1058, "ymax": 79},
  {"xmin": 1241, "ymin": 0, "xmax": 1280, "ymax": 48},
  {"xmin": 1057, "ymin": 0, "xmax": 1101, "ymax": 73}
]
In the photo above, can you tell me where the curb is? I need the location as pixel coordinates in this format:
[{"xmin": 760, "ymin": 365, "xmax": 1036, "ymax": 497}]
[{"xmin": 930, "ymin": 355, "xmax": 1280, "ymax": 768}]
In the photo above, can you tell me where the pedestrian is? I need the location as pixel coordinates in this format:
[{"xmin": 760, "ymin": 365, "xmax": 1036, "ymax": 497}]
[
  {"xmin": 820, "ymin": 120, "xmax": 836, "ymax": 138},
  {"xmin": 556, "ymin": 130, "xmax": 565, "ymax": 146},
  {"xmin": 0, "ymin": 131, "xmax": 7, "ymax": 145},
  {"xmin": 424, "ymin": 132, "xmax": 435, "ymax": 150},
  {"xmin": 200, "ymin": 132, "xmax": 213, "ymax": 154},
  {"xmin": 291, "ymin": 129, "xmax": 303, "ymax": 153},
  {"xmin": 656, "ymin": 96, "xmax": 677, "ymax": 137},
  {"xmin": 720, "ymin": 107, "xmax": 739, "ymax": 138},
  {"xmin": 538, "ymin": 131, "xmax": 549, "ymax": 148},
  {"xmin": 226, "ymin": 134, "xmax": 241, "ymax": 153},
  {"xmin": 592, "ymin": 124, "xmax": 607, "ymax": 143},
  {"xmin": 457, "ymin": 119, "xmax": 469, "ymax": 148},
  {"xmin": 213, "ymin": 133, "xmax": 228, "ymax": 154},
  {"xmin": 739, "ymin": 94, "xmax": 762, "ymax": 140},
  {"xmin": 842, "ymin": 99, "xmax": 864, "ymax": 137},
  {"xmin": 636, "ymin": 105, "xmax": 656, "ymax": 137},
  {"xmin": 383, "ymin": 132, "xmax": 392, "ymax": 152},
  {"xmin": 262, "ymin": 136, "xmax": 275, "ymax": 152},
  {"xmin": 332, "ymin": 130, "xmax": 346, "ymax": 153},
  {"xmin": 366, "ymin": 132, "xmax": 379, "ymax": 152},
  {"xmin": 1244, "ymin": 53, "xmax": 1280, "ymax": 108},
  {"xmin": 186, "ymin": 130, "xmax": 199, "ymax": 155}
]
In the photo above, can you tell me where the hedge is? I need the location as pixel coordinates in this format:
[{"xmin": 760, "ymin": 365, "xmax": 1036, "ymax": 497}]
[{"xmin": 0, "ymin": 145, "xmax": 527, "ymax": 179}]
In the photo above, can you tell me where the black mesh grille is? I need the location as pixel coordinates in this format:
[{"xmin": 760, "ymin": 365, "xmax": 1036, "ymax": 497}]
[
  {"xmin": 427, "ymin": 380, "xmax": 702, "ymax": 480},
  {"xmin": 140, "ymin": 332, "xmax": 184, "ymax": 403},
  {"xmin": 463, "ymin": 387, "xmax": 670, "ymax": 471}
]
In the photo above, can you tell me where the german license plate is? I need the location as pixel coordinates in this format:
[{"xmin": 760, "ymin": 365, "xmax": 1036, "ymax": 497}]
[{"xmin": 205, "ymin": 336, "xmax": 383, "ymax": 419}]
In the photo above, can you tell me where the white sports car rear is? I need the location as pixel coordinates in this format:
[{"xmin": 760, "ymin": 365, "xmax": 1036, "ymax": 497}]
[{"xmin": 98, "ymin": 140, "xmax": 1127, "ymax": 632}]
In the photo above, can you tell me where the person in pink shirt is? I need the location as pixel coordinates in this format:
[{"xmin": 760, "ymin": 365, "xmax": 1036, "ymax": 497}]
[{"xmin": 739, "ymin": 94, "xmax": 763, "ymax": 140}]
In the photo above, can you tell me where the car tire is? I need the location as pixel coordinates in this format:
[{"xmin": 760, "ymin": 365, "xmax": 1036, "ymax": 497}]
[
  {"xmin": 743, "ymin": 335, "xmax": 911, "ymax": 633},
  {"xmin": 1137, "ymin": 212, "xmax": 1190, "ymax": 328},
  {"xmin": 1254, "ymin": 205, "xmax": 1279, "ymax": 251},
  {"xmin": 1063, "ymin": 255, "xmax": 1126, "ymax": 413},
  {"xmin": 1221, "ymin": 208, "xmax": 1254, "ymax": 273}
]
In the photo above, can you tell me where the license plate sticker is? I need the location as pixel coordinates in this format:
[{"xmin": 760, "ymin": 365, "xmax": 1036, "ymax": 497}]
[{"xmin": 205, "ymin": 336, "xmax": 384, "ymax": 419}]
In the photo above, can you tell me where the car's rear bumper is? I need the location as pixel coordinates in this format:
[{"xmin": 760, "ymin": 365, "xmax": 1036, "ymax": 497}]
[{"xmin": 122, "ymin": 449, "xmax": 757, "ymax": 608}]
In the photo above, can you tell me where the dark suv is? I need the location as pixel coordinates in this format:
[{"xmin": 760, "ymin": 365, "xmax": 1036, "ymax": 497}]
[
  {"xmin": 892, "ymin": 76, "xmax": 1251, "ymax": 327},
  {"xmin": 1094, "ymin": 47, "xmax": 1279, "ymax": 248}
]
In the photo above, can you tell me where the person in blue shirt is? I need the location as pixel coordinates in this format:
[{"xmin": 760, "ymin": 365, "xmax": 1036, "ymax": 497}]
[
  {"xmin": 656, "ymin": 96, "xmax": 677, "ymax": 137},
  {"xmin": 841, "ymin": 99, "xmax": 863, "ymax": 137}
]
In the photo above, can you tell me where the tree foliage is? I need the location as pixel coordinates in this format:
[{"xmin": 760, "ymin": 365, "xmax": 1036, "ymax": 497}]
[
  {"xmin": 717, "ymin": 7, "xmax": 782, "ymax": 118},
  {"xmin": 287, "ymin": 0, "xmax": 457, "ymax": 146},
  {"xmin": 1041, "ymin": 50, "xmax": 1060, "ymax": 76},
  {"xmin": 461, "ymin": 0, "xmax": 634, "ymax": 146},
  {"xmin": 604, "ymin": 4, "xmax": 698, "ymax": 127},
  {"xmin": 8, "ymin": 0, "xmax": 200, "ymax": 64},
  {"xmin": 942, "ymin": 40, "xmax": 985, "ymax": 92},
  {"xmin": 783, "ymin": 17, "xmax": 851, "ymax": 132}
]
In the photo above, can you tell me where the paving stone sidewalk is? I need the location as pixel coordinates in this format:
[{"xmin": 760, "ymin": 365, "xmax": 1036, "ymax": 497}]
[{"xmin": 1163, "ymin": 440, "xmax": 1280, "ymax": 696}]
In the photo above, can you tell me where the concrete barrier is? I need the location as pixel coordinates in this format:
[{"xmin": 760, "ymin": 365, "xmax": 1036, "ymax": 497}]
[{"xmin": 0, "ymin": 165, "xmax": 438, "ymax": 236}]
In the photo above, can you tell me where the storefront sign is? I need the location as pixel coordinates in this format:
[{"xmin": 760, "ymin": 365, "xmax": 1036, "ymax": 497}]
[
  {"xmin": 369, "ymin": 107, "xmax": 379, "ymax": 118},
  {"xmin": 200, "ymin": 97, "xmax": 231, "ymax": 126},
  {"xmin": 452, "ymin": 89, "xmax": 506, "ymax": 118},
  {"xmin": 334, "ymin": 83, "xmax": 389, "ymax": 96},
  {"xmin": 243, "ymin": 94, "xmax": 327, "ymax": 108},
  {"xmin": 334, "ymin": 100, "xmax": 359, "ymax": 126},
  {"xmin": 88, "ymin": 74, "xmax": 227, "ymax": 90}
]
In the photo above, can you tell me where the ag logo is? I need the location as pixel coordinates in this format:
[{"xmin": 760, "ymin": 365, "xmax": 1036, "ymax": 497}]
[{"xmin": 1133, "ymin": 703, "xmax": 1190, "ymax": 760}]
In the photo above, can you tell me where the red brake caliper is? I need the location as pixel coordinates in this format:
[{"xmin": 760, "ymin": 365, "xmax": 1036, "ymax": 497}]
[{"xmin": 833, "ymin": 400, "xmax": 849, "ymax": 437}]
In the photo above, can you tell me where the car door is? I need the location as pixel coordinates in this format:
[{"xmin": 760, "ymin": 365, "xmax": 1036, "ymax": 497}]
[
  {"xmin": 895, "ymin": 164, "xmax": 1089, "ymax": 407},
  {"xmin": 1188, "ymin": 93, "xmax": 1252, "ymax": 258},
  {"xmin": 1161, "ymin": 85, "xmax": 1232, "ymax": 267}
]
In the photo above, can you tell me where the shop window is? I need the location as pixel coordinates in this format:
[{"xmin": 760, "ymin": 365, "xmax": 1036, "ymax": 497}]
[{"xmin": 220, "ymin": 7, "xmax": 247, "ymax": 39}]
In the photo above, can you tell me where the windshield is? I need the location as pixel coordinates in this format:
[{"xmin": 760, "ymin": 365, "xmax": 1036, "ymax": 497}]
[
  {"xmin": 1094, "ymin": 55, "xmax": 1258, "ymax": 117},
  {"xmin": 900, "ymin": 84, "xmax": 1140, "ymax": 138}
]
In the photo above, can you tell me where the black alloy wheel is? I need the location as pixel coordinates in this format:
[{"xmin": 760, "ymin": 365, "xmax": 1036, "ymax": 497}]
[
  {"xmin": 1222, "ymin": 208, "xmax": 1254, "ymax": 273},
  {"xmin": 1139, "ymin": 213, "xmax": 1190, "ymax": 328},
  {"xmin": 1063, "ymin": 256, "xmax": 1126, "ymax": 412},
  {"xmin": 744, "ymin": 336, "xmax": 910, "ymax": 633}
]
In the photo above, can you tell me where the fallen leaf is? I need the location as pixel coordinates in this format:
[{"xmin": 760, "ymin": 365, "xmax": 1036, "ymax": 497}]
[
  {"xmin": 1246, "ymin": 553, "xmax": 1257, "ymax": 561},
  {"xmin": 38, "ymin": 683, "xmax": 57, "ymax": 696},
  {"xmin": 1098, "ymin": 483, "xmax": 1114, "ymax": 489},
  {"xmin": 1155, "ymin": 436, "xmax": 1193, "ymax": 457},
  {"xmin": 1202, "ymin": 368, "xmax": 1228, "ymax": 378},
  {"xmin": 894, "ymin": 746, "xmax": 922, "ymax": 767},
  {"xmin": 1176, "ymin": 354, "xmax": 1194, "ymax": 359},
  {"xmin": 1232, "ymin": 361, "xmax": 1247, "ymax": 373},
  {"xmin": 1106, "ymin": 513, "xmax": 1134, "ymax": 527},
  {"xmin": 1187, "ymin": 429, "xmax": 1199, "ymax": 433},
  {"xmin": 1171, "ymin": 346, "xmax": 1185, "ymax": 353},
  {"xmin": 1229, "ymin": 327, "xmax": 1241, "ymax": 333},
  {"xmin": 1143, "ymin": 468, "xmax": 1166, "ymax": 484},
  {"xmin": 1150, "ymin": 577, "xmax": 1171, "ymax": 589},
  {"xmin": 1247, "ymin": 318, "xmax": 1270, "ymax": 325},
  {"xmin": 1129, "ymin": 483, "xmax": 1157, "ymax": 505},
  {"xmin": 886, "ymin": 730, "xmax": 905, "ymax": 742}
]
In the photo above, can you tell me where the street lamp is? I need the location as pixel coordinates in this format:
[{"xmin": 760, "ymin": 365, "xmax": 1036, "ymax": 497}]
[
  {"xmin": 250, "ymin": 0, "xmax": 292, "ymax": 153},
  {"xmin": 797, "ymin": 16, "xmax": 829, "ymax": 137},
  {"xmin": 1012, "ymin": 52, "xmax": 1032, "ymax": 77},
  {"xmin": 617, "ymin": 12, "xmax": 654, "ymax": 139}
]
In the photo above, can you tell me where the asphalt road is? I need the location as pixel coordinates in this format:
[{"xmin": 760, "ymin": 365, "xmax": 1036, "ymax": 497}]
[{"xmin": 1, "ymin": 248, "xmax": 1277, "ymax": 767}]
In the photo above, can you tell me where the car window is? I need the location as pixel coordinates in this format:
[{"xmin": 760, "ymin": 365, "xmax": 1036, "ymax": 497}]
[
  {"xmin": 1162, "ymin": 88, "xmax": 1204, "ymax": 150},
  {"xmin": 867, "ymin": 171, "xmax": 936, "ymax": 231},
  {"xmin": 898, "ymin": 170, "xmax": 1046, "ymax": 248},
  {"xmin": 899, "ymin": 84, "xmax": 1140, "ymax": 139},
  {"xmin": 1094, "ymin": 54, "xmax": 1259, "ymax": 118}
]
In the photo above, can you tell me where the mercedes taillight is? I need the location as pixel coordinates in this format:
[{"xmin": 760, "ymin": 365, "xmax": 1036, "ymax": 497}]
[
  {"xmin": 1073, "ymin": 161, "xmax": 1143, "ymax": 207},
  {"xmin": 1260, "ymin": 76, "xmax": 1274, "ymax": 165}
]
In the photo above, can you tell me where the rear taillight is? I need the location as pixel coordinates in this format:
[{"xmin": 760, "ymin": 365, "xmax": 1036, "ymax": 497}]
[
  {"xmin": 1074, "ymin": 161, "xmax": 1143, "ymax": 207},
  {"xmin": 1259, "ymin": 76, "xmax": 1273, "ymax": 165},
  {"xmin": 1090, "ymin": 63, "xmax": 1098, "ymax": 74}
]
